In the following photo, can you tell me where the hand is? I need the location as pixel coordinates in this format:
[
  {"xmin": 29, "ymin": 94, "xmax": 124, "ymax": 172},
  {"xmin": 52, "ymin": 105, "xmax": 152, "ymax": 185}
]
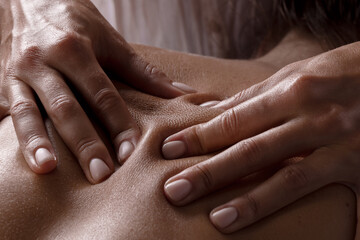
[
  {"xmin": 0, "ymin": 0, "xmax": 196, "ymax": 184},
  {"xmin": 162, "ymin": 42, "xmax": 360, "ymax": 236},
  {"xmin": 0, "ymin": 93, "xmax": 9, "ymax": 121}
]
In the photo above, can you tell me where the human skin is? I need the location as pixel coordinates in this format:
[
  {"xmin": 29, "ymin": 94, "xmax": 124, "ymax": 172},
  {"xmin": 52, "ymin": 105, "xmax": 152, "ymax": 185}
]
[
  {"xmin": 0, "ymin": 32, "xmax": 356, "ymax": 239},
  {"xmin": 0, "ymin": 0, "xmax": 194, "ymax": 184},
  {"xmin": 162, "ymin": 29, "xmax": 360, "ymax": 235}
]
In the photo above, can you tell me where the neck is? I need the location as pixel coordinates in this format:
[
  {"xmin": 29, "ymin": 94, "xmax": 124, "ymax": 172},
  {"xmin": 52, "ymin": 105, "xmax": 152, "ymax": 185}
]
[{"xmin": 256, "ymin": 29, "xmax": 324, "ymax": 69}]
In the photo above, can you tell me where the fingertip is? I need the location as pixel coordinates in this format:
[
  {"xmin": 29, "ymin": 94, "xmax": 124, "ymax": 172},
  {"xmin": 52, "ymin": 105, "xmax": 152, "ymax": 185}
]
[
  {"xmin": 35, "ymin": 148, "xmax": 55, "ymax": 165},
  {"xmin": 164, "ymin": 178, "xmax": 192, "ymax": 203},
  {"xmin": 162, "ymin": 140, "xmax": 187, "ymax": 159},
  {"xmin": 171, "ymin": 82, "xmax": 197, "ymax": 94},
  {"xmin": 29, "ymin": 147, "xmax": 57, "ymax": 174},
  {"xmin": 114, "ymin": 127, "xmax": 140, "ymax": 164},
  {"xmin": 126, "ymin": 54, "xmax": 198, "ymax": 98},
  {"xmin": 149, "ymin": 80, "xmax": 195, "ymax": 99},
  {"xmin": 118, "ymin": 140, "xmax": 134, "ymax": 164},
  {"xmin": 37, "ymin": 159, "xmax": 58, "ymax": 174},
  {"xmin": 89, "ymin": 158, "xmax": 112, "ymax": 184},
  {"xmin": 210, "ymin": 206, "xmax": 239, "ymax": 233}
]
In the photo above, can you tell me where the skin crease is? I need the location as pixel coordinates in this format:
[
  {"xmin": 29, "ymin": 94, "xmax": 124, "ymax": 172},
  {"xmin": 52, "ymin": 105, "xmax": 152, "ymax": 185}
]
[
  {"xmin": 0, "ymin": 30, "xmax": 356, "ymax": 239},
  {"xmin": 161, "ymin": 27, "xmax": 360, "ymax": 235},
  {"xmin": 0, "ymin": 0, "xmax": 191, "ymax": 184},
  {"xmin": 160, "ymin": 25, "xmax": 360, "ymax": 238}
]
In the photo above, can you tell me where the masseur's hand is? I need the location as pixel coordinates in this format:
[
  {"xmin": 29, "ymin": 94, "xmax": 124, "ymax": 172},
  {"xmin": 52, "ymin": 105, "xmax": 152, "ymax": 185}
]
[
  {"xmin": 0, "ymin": 0, "xmax": 195, "ymax": 184},
  {"xmin": 162, "ymin": 42, "xmax": 360, "ymax": 235}
]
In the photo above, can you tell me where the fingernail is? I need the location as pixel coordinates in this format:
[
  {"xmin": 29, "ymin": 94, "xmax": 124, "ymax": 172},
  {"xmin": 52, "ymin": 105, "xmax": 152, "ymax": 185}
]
[
  {"xmin": 172, "ymin": 82, "xmax": 197, "ymax": 93},
  {"xmin": 211, "ymin": 207, "xmax": 238, "ymax": 229},
  {"xmin": 35, "ymin": 148, "xmax": 56, "ymax": 166},
  {"xmin": 118, "ymin": 141, "xmax": 134, "ymax": 162},
  {"xmin": 199, "ymin": 100, "xmax": 221, "ymax": 107},
  {"xmin": 162, "ymin": 140, "xmax": 186, "ymax": 159},
  {"xmin": 89, "ymin": 158, "xmax": 111, "ymax": 182},
  {"xmin": 164, "ymin": 179, "xmax": 192, "ymax": 202}
]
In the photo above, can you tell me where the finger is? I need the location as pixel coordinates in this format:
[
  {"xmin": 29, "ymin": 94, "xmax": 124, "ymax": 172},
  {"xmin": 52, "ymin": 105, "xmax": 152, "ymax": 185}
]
[
  {"xmin": 208, "ymin": 148, "xmax": 338, "ymax": 233},
  {"xmin": 213, "ymin": 81, "xmax": 269, "ymax": 110},
  {"xmin": 162, "ymin": 89, "xmax": 295, "ymax": 159},
  {"xmin": 164, "ymin": 118, "xmax": 324, "ymax": 205},
  {"xmin": 8, "ymin": 80, "xmax": 57, "ymax": 173},
  {"xmin": 48, "ymin": 46, "xmax": 140, "ymax": 163},
  {"xmin": 0, "ymin": 92, "xmax": 9, "ymax": 120},
  {"xmin": 213, "ymin": 66, "xmax": 292, "ymax": 110},
  {"xmin": 105, "ymin": 33, "xmax": 197, "ymax": 97},
  {"xmin": 25, "ymin": 67, "xmax": 114, "ymax": 184}
]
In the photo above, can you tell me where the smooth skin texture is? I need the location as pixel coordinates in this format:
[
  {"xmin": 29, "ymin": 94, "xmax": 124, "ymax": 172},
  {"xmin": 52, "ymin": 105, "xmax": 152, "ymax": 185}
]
[
  {"xmin": 0, "ymin": 42, "xmax": 356, "ymax": 240},
  {"xmin": 163, "ymin": 31, "xmax": 360, "ymax": 236},
  {"xmin": 0, "ymin": 0, "xmax": 195, "ymax": 184}
]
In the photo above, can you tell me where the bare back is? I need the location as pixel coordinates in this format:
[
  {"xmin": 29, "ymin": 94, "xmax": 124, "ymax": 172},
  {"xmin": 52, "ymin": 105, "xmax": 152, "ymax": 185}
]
[{"xmin": 0, "ymin": 43, "xmax": 356, "ymax": 239}]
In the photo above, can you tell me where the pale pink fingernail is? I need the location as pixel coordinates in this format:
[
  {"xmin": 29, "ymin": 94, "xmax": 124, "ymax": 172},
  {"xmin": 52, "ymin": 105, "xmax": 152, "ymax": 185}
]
[
  {"xmin": 89, "ymin": 158, "xmax": 111, "ymax": 182},
  {"xmin": 172, "ymin": 82, "xmax": 197, "ymax": 93},
  {"xmin": 199, "ymin": 100, "xmax": 221, "ymax": 107},
  {"xmin": 211, "ymin": 207, "xmax": 238, "ymax": 229},
  {"xmin": 162, "ymin": 140, "xmax": 186, "ymax": 159},
  {"xmin": 164, "ymin": 179, "xmax": 192, "ymax": 202},
  {"xmin": 118, "ymin": 141, "xmax": 134, "ymax": 162},
  {"xmin": 35, "ymin": 148, "xmax": 56, "ymax": 166}
]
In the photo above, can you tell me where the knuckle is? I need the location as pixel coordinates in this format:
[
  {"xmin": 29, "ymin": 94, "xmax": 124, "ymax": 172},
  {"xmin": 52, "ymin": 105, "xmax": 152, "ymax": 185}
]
[
  {"xmin": 293, "ymin": 74, "xmax": 314, "ymax": 90},
  {"xmin": 281, "ymin": 165, "xmax": 309, "ymax": 191},
  {"xmin": 48, "ymin": 95, "xmax": 77, "ymax": 121},
  {"xmin": 75, "ymin": 137, "xmax": 98, "ymax": 155},
  {"xmin": 10, "ymin": 99, "xmax": 38, "ymax": 118},
  {"xmin": 93, "ymin": 87, "xmax": 120, "ymax": 112},
  {"xmin": 53, "ymin": 33, "xmax": 91, "ymax": 54},
  {"xmin": 193, "ymin": 164, "xmax": 214, "ymax": 191},
  {"xmin": 311, "ymin": 103, "xmax": 350, "ymax": 136},
  {"xmin": 307, "ymin": 115, "xmax": 326, "ymax": 136},
  {"xmin": 225, "ymin": 145, "xmax": 242, "ymax": 167},
  {"xmin": 21, "ymin": 131, "xmax": 43, "ymax": 149},
  {"xmin": 326, "ymin": 104, "xmax": 352, "ymax": 133},
  {"xmin": 233, "ymin": 91, "xmax": 245, "ymax": 102},
  {"xmin": 231, "ymin": 90, "xmax": 248, "ymax": 105},
  {"xmin": 289, "ymin": 74, "xmax": 309, "ymax": 98},
  {"xmin": 219, "ymin": 108, "xmax": 239, "ymax": 138},
  {"xmin": 192, "ymin": 125, "xmax": 207, "ymax": 153},
  {"xmin": 4, "ymin": 65, "xmax": 16, "ymax": 80},
  {"xmin": 243, "ymin": 193, "xmax": 260, "ymax": 220},
  {"xmin": 22, "ymin": 46, "xmax": 42, "ymax": 58},
  {"xmin": 239, "ymin": 139, "xmax": 262, "ymax": 168},
  {"xmin": 290, "ymin": 74, "xmax": 325, "ymax": 103},
  {"xmin": 16, "ymin": 46, "xmax": 43, "ymax": 70}
]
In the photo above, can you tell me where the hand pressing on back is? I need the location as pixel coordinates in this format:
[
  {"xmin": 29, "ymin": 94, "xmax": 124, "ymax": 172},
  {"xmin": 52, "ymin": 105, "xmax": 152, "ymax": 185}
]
[
  {"xmin": 0, "ymin": 0, "xmax": 195, "ymax": 184},
  {"xmin": 162, "ymin": 42, "xmax": 360, "ymax": 237}
]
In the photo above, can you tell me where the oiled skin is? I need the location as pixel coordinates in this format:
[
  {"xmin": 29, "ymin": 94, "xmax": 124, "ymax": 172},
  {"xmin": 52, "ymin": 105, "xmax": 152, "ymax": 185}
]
[{"xmin": 0, "ymin": 33, "xmax": 356, "ymax": 239}]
